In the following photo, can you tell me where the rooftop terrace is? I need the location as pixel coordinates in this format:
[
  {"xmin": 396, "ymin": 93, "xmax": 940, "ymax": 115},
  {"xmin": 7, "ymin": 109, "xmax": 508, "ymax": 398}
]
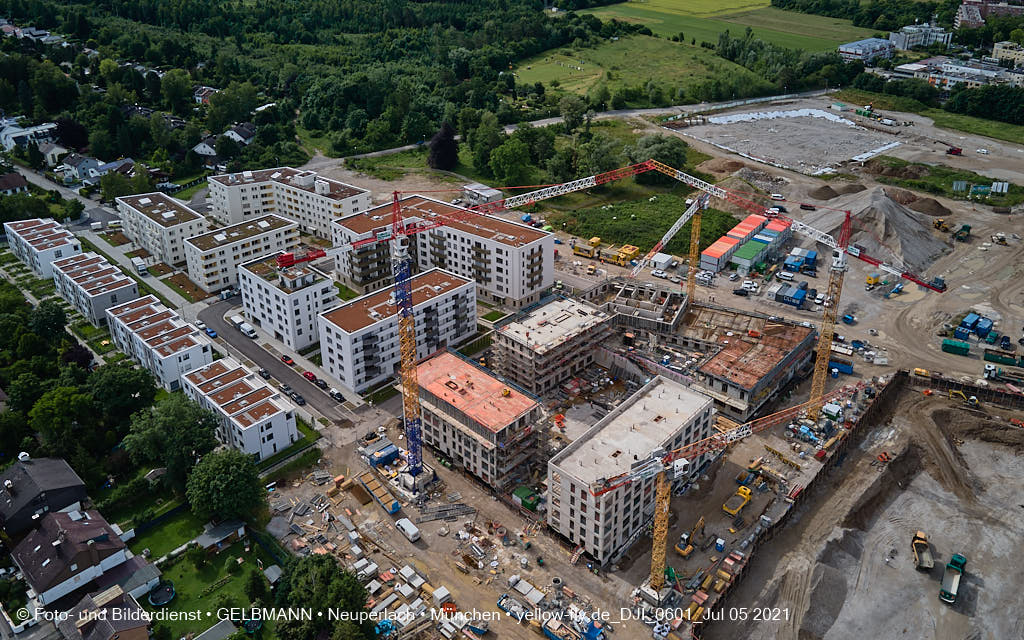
[{"xmin": 116, "ymin": 192, "xmax": 204, "ymax": 227}]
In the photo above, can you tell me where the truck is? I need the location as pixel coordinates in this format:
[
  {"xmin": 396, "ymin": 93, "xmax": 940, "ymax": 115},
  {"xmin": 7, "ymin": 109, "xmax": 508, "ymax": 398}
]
[
  {"xmin": 722, "ymin": 486, "xmax": 752, "ymax": 516},
  {"xmin": 229, "ymin": 314, "xmax": 246, "ymax": 329},
  {"xmin": 571, "ymin": 236, "xmax": 602, "ymax": 259},
  {"xmin": 952, "ymin": 224, "xmax": 971, "ymax": 242},
  {"xmin": 911, "ymin": 531, "xmax": 934, "ymax": 570},
  {"xmin": 90, "ymin": 221, "xmax": 104, "ymax": 231},
  {"xmin": 131, "ymin": 256, "xmax": 147, "ymax": 275},
  {"xmin": 939, "ymin": 554, "xmax": 967, "ymax": 604}
]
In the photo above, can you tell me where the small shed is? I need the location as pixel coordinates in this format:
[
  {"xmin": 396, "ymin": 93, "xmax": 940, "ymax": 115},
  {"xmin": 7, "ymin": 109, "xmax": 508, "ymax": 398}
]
[
  {"xmin": 651, "ymin": 252, "xmax": 672, "ymax": 270},
  {"xmin": 196, "ymin": 520, "xmax": 246, "ymax": 552}
]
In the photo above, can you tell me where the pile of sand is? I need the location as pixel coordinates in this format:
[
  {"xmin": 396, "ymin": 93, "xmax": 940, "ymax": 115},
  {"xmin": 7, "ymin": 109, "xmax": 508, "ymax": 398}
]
[
  {"xmin": 808, "ymin": 185, "xmax": 839, "ymax": 200},
  {"xmin": 834, "ymin": 183, "xmax": 867, "ymax": 195},
  {"xmin": 883, "ymin": 187, "xmax": 917, "ymax": 205},
  {"xmin": 908, "ymin": 197, "xmax": 951, "ymax": 217},
  {"xmin": 864, "ymin": 158, "xmax": 931, "ymax": 180},
  {"xmin": 700, "ymin": 158, "xmax": 745, "ymax": 174}
]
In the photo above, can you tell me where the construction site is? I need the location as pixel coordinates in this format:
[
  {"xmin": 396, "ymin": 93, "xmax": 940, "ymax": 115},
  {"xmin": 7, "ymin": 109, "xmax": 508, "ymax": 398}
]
[{"xmin": 252, "ymin": 95, "xmax": 1024, "ymax": 640}]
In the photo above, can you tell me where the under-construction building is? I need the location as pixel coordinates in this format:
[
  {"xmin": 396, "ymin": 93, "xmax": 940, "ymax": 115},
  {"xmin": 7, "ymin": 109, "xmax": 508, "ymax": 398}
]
[
  {"xmin": 417, "ymin": 350, "xmax": 543, "ymax": 491},
  {"xmin": 493, "ymin": 298, "xmax": 612, "ymax": 395}
]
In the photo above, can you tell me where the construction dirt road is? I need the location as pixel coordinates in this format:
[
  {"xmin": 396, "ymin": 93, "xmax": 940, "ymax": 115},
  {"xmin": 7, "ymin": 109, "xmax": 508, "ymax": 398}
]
[{"xmin": 704, "ymin": 385, "xmax": 1024, "ymax": 640}]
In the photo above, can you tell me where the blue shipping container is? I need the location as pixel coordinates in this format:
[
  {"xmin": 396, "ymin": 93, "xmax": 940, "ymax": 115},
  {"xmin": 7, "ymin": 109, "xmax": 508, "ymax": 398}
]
[
  {"xmin": 829, "ymin": 359, "xmax": 854, "ymax": 375},
  {"xmin": 805, "ymin": 250, "xmax": 818, "ymax": 266},
  {"xmin": 975, "ymin": 318, "xmax": 994, "ymax": 338},
  {"xmin": 961, "ymin": 313, "xmax": 980, "ymax": 330},
  {"xmin": 369, "ymin": 444, "xmax": 400, "ymax": 468},
  {"xmin": 953, "ymin": 327, "xmax": 971, "ymax": 340}
]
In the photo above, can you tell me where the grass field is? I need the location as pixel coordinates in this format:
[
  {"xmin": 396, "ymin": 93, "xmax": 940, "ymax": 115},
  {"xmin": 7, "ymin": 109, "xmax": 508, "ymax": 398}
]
[
  {"xmin": 581, "ymin": 1, "xmax": 874, "ymax": 51},
  {"xmin": 515, "ymin": 35, "xmax": 771, "ymax": 100},
  {"xmin": 833, "ymin": 89, "xmax": 1024, "ymax": 145}
]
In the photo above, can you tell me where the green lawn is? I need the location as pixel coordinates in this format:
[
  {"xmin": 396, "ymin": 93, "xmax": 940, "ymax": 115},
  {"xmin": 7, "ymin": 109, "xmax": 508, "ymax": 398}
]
[
  {"xmin": 297, "ymin": 126, "xmax": 338, "ymax": 156},
  {"xmin": 482, "ymin": 310, "xmax": 506, "ymax": 322},
  {"xmin": 335, "ymin": 282, "xmax": 359, "ymax": 300},
  {"xmin": 581, "ymin": 1, "xmax": 873, "ymax": 51},
  {"xmin": 257, "ymin": 418, "xmax": 320, "ymax": 471},
  {"xmin": 868, "ymin": 156, "xmax": 1024, "ymax": 206},
  {"xmin": 128, "ymin": 509, "xmax": 206, "ymax": 559},
  {"xmin": 515, "ymin": 35, "xmax": 772, "ymax": 101},
  {"xmin": 834, "ymin": 89, "xmax": 1024, "ymax": 146},
  {"xmin": 144, "ymin": 540, "xmax": 277, "ymax": 640},
  {"xmin": 172, "ymin": 180, "xmax": 207, "ymax": 202},
  {"xmin": 77, "ymin": 238, "xmax": 177, "ymax": 308}
]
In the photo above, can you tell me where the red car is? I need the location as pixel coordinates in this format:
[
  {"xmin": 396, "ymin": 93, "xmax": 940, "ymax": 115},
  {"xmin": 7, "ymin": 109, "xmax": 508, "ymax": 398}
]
[
  {"xmin": 281, "ymin": 355, "xmax": 295, "ymax": 365},
  {"xmin": 302, "ymin": 371, "xmax": 316, "ymax": 382}
]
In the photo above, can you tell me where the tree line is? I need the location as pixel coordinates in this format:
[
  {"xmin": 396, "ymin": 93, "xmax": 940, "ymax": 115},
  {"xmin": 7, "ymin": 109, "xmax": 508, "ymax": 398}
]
[{"xmin": 769, "ymin": 0, "xmax": 961, "ymax": 31}]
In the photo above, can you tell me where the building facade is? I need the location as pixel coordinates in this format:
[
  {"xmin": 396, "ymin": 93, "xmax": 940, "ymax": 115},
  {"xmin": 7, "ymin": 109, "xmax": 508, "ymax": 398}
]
[
  {"xmin": 181, "ymin": 358, "xmax": 299, "ymax": 461},
  {"xmin": 116, "ymin": 193, "xmax": 207, "ymax": 266},
  {"xmin": 955, "ymin": 1, "xmax": 1024, "ymax": 29},
  {"xmin": 184, "ymin": 215, "xmax": 298, "ymax": 293},
  {"xmin": 106, "ymin": 296, "xmax": 213, "ymax": 391},
  {"xmin": 889, "ymin": 23, "xmax": 952, "ymax": 50},
  {"xmin": 993, "ymin": 41, "xmax": 1024, "ymax": 67},
  {"xmin": 547, "ymin": 377, "xmax": 715, "ymax": 565},
  {"xmin": 239, "ymin": 253, "xmax": 338, "ymax": 351},
  {"xmin": 332, "ymin": 196, "xmax": 555, "ymax": 308},
  {"xmin": 417, "ymin": 350, "xmax": 542, "ymax": 491},
  {"xmin": 318, "ymin": 269, "xmax": 476, "ymax": 393},
  {"xmin": 3, "ymin": 218, "xmax": 81, "ymax": 278},
  {"xmin": 207, "ymin": 167, "xmax": 371, "ymax": 238},
  {"xmin": 838, "ymin": 38, "xmax": 895, "ymax": 63},
  {"xmin": 493, "ymin": 298, "xmax": 612, "ymax": 395},
  {"xmin": 51, "ymin": 253, "xmax": 139, "ymax": 326}
]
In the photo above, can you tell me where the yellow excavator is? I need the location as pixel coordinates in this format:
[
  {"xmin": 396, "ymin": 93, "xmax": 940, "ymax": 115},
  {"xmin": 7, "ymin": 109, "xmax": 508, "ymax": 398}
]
[
  {"xmin": 933, "ymin": 218, "xmax": 950, "ymax": 232},
  {"xmin": 674, "ymin": 516, "xmax": 705, "ymax": 559},
  {"xmin": 949, "ymin": 389, "xmax": 979, "ymax": 407}
]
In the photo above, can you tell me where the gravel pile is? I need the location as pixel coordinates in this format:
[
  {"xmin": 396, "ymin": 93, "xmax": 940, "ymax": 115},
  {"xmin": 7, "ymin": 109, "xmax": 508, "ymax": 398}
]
[
  {"xmin": 908, "ymin": 197, "xmax": 951, "ymax": 217},
  {"xmin": 808, "ymin": 185, "xmax": 840, "ymax": 200}
]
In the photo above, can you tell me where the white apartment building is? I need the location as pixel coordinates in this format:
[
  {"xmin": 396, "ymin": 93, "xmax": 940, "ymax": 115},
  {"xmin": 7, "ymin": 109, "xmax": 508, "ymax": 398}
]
[
  {"xmin": 332, "ymin": 196, "xmax": 554, "ymax": 308},
  {"xmin": 51, "ymin": 253, "xmax": 139, "ymax": 326},
  {"xmin": 3, "ymin": 218, "xmax": 81, "ymax": 278},
  {"xmin": 106, "ymin": 295, "xmax": 213, "ymax": 391},
  {"xmin": 547, "ymin": 377, "xmax": 714, "ymax": 565},
  {"xmin": 116, "ymin": 192, "xmax": 207, "ymax": 266},
  {"xmin": 318, "ymin": 269, "xmax": 476, "ymax": 393},
  {"xmin": 182, "ymin": 358, "xmax": 299, "ymax": 461},
  {"xmin": 418, "ymin": 350, "xmax": 543, "ymax": 491},
  {"xmin": 888, "ymin": 23, "xmax": 952, "ymax": 50},
  {"xmin": 184, "ymin": 215, "xmax": 298, "ymax": 293},
  {"xmin": 239, "ymin": 253, "xmax": 338, "ymax": 350},
  {"xmin": 993, "ymin": 41, "xmax": 1024, "ymax": 67},
  {"xmin": 207, "ymin": 167, "xmax": 371, "ymax": 238}
]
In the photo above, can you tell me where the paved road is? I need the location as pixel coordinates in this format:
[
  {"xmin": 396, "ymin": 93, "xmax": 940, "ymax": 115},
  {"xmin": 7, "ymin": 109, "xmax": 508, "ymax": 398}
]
[{"xmin": 198, "ymin": 299, "xmax": 351, "ymax": 422}]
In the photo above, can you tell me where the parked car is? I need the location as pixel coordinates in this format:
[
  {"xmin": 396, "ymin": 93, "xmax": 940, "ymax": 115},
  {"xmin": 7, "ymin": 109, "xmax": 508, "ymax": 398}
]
[
  {"xmin": 729, "ymin": 273, "xmax": 739, "ymax": 281},
  {"xmin": 670, "ymin": 276, "xmax": 682, "ymax": 284},
  {"xmin": 651, "ymin": 269, "xmax": 667, "ymax": 278},
  {"xmin": 290, "ymin": 392, "xmax": 306, "ymax": 406},
  {"xmin": 195, "ymin": 321, "xmax": 206, "ymax": 330},
  {"xmin": 280, "ymin": 384, "xmax": 292, "ymax": 394},
  {"xmin": 314, "ymin": 378, "xmax": 329, "ymax": 390},
  {"xmin": 815, "ymin": 293, "xmax": 826, "ymax": 305},
  {"xmin": 302, "ymin": 371, "xmax": 316, "ymax": 382},
  {"xmin": 257, "ymin": 368, "xmax": 271, "ymax": 379},
  {"xmin": 281, "ymin": 355, "xmax": 295, "ymax": 365},
  {"xmin": 732, "ymin": 288, "xmax": 749, "ymax": 297},
  {"xmin": 204, "ymin": 328, "xmax": 218, "ymax": 338},
  {"xmin": 329, "ymin": 389, "xmax": 345, "ymax": 401},
  {"xmin": 977, "ymin": 148, "xmax": 989, "ymax": 155},
  {"xmin": 670, "ymin": 260, "xmax": 679, "ymax": 269}
]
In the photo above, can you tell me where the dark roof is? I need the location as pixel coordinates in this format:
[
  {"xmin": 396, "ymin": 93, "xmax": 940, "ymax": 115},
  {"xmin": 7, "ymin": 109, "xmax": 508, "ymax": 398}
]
[
  {"xmin": 194, "ymin": 620, "xmax": 237, "ymax": 640},
  {"xmin": 195, "ymin": 520, "xmax": 245, "ymax": 548},
  {"xmin": 57, "ymin": 587, "xmax": 148, "ymax": 640},
  {"xmin": 0, "ymin": 458, "xmax": 85, "ymax": 522},
  {"xmin": 0, "ymin": 172, "xmax": 28, "ymax": 191},
  {"xmin": 13, "ymin": 510, "xmax": 125, "ymax": 592},
  {"xmin": 63, "ymin": 153, "xmax": 95, "ymax": 168},
  {"xmin": 229, "ymin": 122, "xmax": 256, "ymax": 139}
]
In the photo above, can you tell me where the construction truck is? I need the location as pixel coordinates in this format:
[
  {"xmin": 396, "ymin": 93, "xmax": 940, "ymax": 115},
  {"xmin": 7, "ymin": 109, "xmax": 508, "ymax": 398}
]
[
  {"xmin": 607, "ymin": 244, "xmax": 640, "ymax": 266},
  {"xmin": 912, "ymin": 531, "xmax": 934, "ymax": 570},
  {"xmin": 933, "ymin": 218, "xmax": 950, "ymax": 232},
  {"xmin": 572, "ymin": 236, "xmax": 602, "ymax": 259},
  {"xmin": 952, "ymin": 224, "xmax": 971, "ymax": 242},
  {"xmin": 722, "ymin": 486, "xmax": 752, "ymax": 516},
  {"xmin": 939, "ymin": 554, "xmax": 967, "ymax": 604}
]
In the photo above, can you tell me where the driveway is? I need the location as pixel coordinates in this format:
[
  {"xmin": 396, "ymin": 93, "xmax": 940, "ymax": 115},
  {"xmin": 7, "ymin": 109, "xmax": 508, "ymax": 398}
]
[{"xmin": 198, "ymin": 299, "xmax": 352, "ymax": 423}]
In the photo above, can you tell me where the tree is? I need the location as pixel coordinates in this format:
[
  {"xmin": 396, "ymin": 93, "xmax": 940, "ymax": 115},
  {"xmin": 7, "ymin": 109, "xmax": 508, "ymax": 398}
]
[
  {"xmin": 489, "ymin": 138, "xmax": 530, "ymax": 185},
  {"xmin": 628, "ymin": 135, "xmax": 690, "ymax": 185},
  {"xmin": 88, "ymin": 363, "xmax": 157, "ymax": 428},
  {"xmin": 186, "ymin": 449, "xmax": 264, "ymax": 521},
  {"xmin": 28, "ymin": 387, "xmax": 96, "ymax": 455},
  {"xmin": 27, "ymin": 142, "xmax": 44, "ymax": 169},
  {"xmin": 559, "ymin": 95, "xmax": 587, "ymax": 132},
  {"xmin": 124, "ymin": 394, "xmax": 219, "ymax": 489},
  {"xmin": 215, "ymin": 135, "xmax": 241, "ymax": 159},
  {"xmin": 99, "ymin": 172, "xmax": 132, "ymax": 202},
  {"xmin": 8, "ymin": 372, "xmax": 47, "ymax": 414},
  {"xmin": 578, "ymin": 134, "xmax": 622, "ymax": 176},
  {"xmin": 161, "ymin": 69, "xmax": 192, "ymax": 115},
  {"xmin": 427, "ymin": 122, "xmax": 458, "ymax": 170},
  {"xmin": 276, "ymin": 556, "xmax": 371, "ymax": 640},
  {"xmin": 471, "ymin": 111, "xmax": 503, "ymax": 176},
  {"xmin": 244, "ymin": 569, "xmax": 270, "ymax": 604},
  {"xmin": 30, "ymin": 300, "xmax": 66, "ymax": 339}
]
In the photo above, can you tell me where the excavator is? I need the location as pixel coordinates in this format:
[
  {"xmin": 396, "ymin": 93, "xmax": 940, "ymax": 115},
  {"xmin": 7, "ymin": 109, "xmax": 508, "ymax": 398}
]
[
  {"xmin": 949, "ymin": 389, "xmax": 979, "ymax": 407},
  {"xmin": 674, "ymin": 516, "xmax": 705, "ymax": 559},
  {"xmin": 933, "ymin": 218, "xmax": 950, "ymax": 232}
]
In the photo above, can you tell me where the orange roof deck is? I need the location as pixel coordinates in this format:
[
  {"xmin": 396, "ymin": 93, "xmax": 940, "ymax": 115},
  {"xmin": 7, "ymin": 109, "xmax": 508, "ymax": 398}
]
[
  {"xmin": 701, "ymin": 236, "xmax": 741, "ymax": 259},
  {"xmin": 185, "ymin": 361, "xmax": 231, "ymax": 386},
  {"xmin": 765, "ymin": 220, "xmax": 791, "ymax": 232},
  {"xmin": 321, "ymin": 269, "xmax": 471, "ymax": 333},
  {"xmin": 417, "ymin": 351, "xmax": 538, "ymax": 432},
  {"xmin": 698, "ymin": 323, "xmax": 814, "ymax": 390}
]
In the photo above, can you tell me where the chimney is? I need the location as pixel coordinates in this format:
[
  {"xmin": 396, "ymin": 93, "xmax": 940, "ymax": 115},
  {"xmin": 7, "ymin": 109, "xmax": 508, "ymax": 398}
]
[{"xmin": 88, "ymin": 539, "xmax": 99, "ymax": 565}]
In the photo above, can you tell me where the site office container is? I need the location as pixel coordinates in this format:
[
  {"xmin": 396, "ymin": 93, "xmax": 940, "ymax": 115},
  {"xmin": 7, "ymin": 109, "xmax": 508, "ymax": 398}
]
[
  {"xmin": 960, "ymin": 313, "xmax": 980, "ymax": 330},
  {"xmin": 700, "ymin": 236, "xmax": 741, "ymax": 272},
  {"xmin": 975, "ymin": 318, "xmax": 994, "ymax": 338},
  {"xmin": 941, "ymin": 339, "xmax": 970, "ymax": 356},
  {"xmin": 730, "ymin": 240, "xmax": 768, "ymax": 269}
]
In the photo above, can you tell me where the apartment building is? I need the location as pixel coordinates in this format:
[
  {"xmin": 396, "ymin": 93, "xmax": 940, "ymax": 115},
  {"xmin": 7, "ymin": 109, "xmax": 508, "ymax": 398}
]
[
  {"xmin": 207, "ymin": 167, "xmax": 371, "ymax": 238},
  {"xmin": 116, "ymin": 192, "xmax": 207, "ymax": 266},
  {"xmin": 182, "ymin": 358, "xmax": 298, "ymax": 461},
  {"xmin": 239, "ymin": 253, "xmax": 338, "ymax": 351},
  {"xmin": 547, "ymin": 377, "xmax": 714, "ymax": 565},
  {"xmin": 318, "ymin": 269, "xmax": 476, "ymax": 393},
  {"xmin": 417, "ymin": 350, "xmax": 542, "ymax": 491},
  {"xmin": 3, "ymin": 218, "xmax": 81, "ymax": 278},
  {"xmin": 51, "ymin": 253, "xmax": 139, "ymax": 326},
  {"xmin": 993, "ymin": 40, "xmax": 1024, "ymax": 67},
  {"xmin": 106, "ymin": 296, "xmax": 213, "ymax": 391},
  {"xmin": 331, "ymin": 196, "xmax": 554, "ymax": 308},
  {"xmin": 838, "ymin": 37, "xmax": 895, "ymax": 63},
  {"xmin": 888, "ymin": 23, "xmax": 952, "ymax": 50},
  {"xmin": 184, "ymin": 215, "xmax": 298, "ymax": 293},
  {"xmin": 493, "ymin": 298, "xmax": 612, "ymax": 395}
]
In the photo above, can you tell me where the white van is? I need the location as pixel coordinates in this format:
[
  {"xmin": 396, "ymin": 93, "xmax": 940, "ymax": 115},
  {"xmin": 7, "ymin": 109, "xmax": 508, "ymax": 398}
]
[
  {"xmin": 777, "ymin": 271, "xmax": 794, "ymax": 282},
  {"xmin": 229, "ymin": 315, "xmax": 246, "ymax": 328},
  {"xmin": 395, "ymin": 518, "xmax": 421, "ymax": 542},
  {"xmin": 770, "ymin": 193, "xmax": 784, "ymax": 201},
  {"xmin": 239, "ymin": 322, "xmax": 258, "ymax": 339}
]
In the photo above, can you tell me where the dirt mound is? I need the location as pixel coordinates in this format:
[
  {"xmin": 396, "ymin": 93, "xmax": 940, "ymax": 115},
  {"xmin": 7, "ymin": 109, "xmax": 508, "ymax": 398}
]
[
  {"xmin": 834, "ymin": 183, "xmax": 867, "ymax": 194},
  {"xmin": 931, "ymin": 407, "xmax": 1024, "ymax": 452},
  {"xmin": 883, "ymin": 187, "xmax": 917, "ymax": 205},
  {"xmin": 864, "ymin": 158, "xmax": 931, "ymax": 180},
  {"xmin": 808, "ymin": 185, "xmax": 839, "ymax": 200},
  {"xmin": 908, "ymin": 197, "xmax": 951, "ymax": 217},
  {"xmin": 700, "ymin": 158, "xmax": 745, "ymax": 174}
]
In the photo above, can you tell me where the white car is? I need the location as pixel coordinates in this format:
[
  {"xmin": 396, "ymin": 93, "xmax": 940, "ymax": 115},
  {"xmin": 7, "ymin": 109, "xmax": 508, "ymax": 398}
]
[
  {"xmin": 729, "ymin": 273, "xmax": 739, "ymax": 281},
  {"xmin": 651, "ymin": 269, "xmax": 668, "ymax": 278},
  {"xmin": 742, "ymin": 280, "xmax": 758, "ymax": 292},
  {"xmin": 815, "ymin": 293, "xmax": 825, "ymax": 305},
  {"xmin": 977, "ymin": 148, "xmax": 989, "ymax": 155},
  {"xmin": 195, "ymin": 321, "xmax": 206, "ymax": 330}
]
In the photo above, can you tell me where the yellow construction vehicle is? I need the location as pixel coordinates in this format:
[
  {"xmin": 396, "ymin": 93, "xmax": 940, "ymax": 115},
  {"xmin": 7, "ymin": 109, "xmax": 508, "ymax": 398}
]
[
  {"xmin": 949, "ymin": 389, "xmax": 979, "ymax": 406},
  {"xmin": 613, "ymin": 244, "xmax": 640, "ymax": 266},
  {"xmin": 933, "ymin": 218, "xmax": 950, "ymax": 232},
  {"xmin": 722, "ymin": 486, "xmax": 752, "ymax": 516},
  {"xmin": 674, "ymin": 516, "xmax": 704, "ymax": 558},
  {"xmin": 866, "ymin": 273, "xmax": 881, "ymax": 286},
  {"xmin": 991, "ymin": 233, "xmax": 1008, "ymax": 245},
  {"xmin": 572, "ymin": 236, "xmax": 602, "ymax": 258}
]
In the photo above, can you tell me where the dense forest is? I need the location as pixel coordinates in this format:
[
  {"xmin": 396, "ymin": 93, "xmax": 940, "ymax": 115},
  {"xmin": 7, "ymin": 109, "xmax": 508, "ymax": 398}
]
[
  {"xmin": 770, "ymin": 0, "xmax": 961, "ymax": 31},
  {"xmin": 945, "ymin": 85, "xmax": 1024, "ymax": 125}
]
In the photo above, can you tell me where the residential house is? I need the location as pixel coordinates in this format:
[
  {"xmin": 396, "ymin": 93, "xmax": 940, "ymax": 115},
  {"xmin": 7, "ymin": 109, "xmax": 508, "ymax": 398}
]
[
  {"xmin": 223, "ymin": 122, "xmax": 256, "ymax": 146},
  {"xmin": 993, "ymin": 41, "xmax": 1024, "ymax": 67},
  {"xmin": 0, "ymin": 171, "xmax": 29, "ymax": 195},
  {"xmin": 3, "ymin": 218, "xmax": 81, "ymax": 278},
  {"xmin": 192, "ymin": 135, "xmax": 218, "ymax": 158},
  {"xmin": 60, "ymin": 154, "xmax": 101, "ymax": 182},
  {"xmin": 51, "ymin": 253, "xmax": 139, "ymax": 327},
  {"xmin": 56, "ymin": 586, "xmax": 149, "ymax": 640},
  {"xmin": 37, "ymin": 142, "xmax": 68, "ymax": 167},
  {"xmin": 0, "ymin": 117, "xmax": 57, "ymax": 151},
  {"xmin": 0, "ymin": 457, "xmax": 87, "ymax": 537},
  {"xmin": 194, "ymin": 86, "xmax": 219, "ymax": 104}
]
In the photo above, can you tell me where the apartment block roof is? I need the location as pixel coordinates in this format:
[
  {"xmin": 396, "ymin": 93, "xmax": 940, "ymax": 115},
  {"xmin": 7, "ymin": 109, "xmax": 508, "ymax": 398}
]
[
  {"xmin": 5, "ymin": 218, "xmax": 77, "ymax": 251},
  {"xmin": 183, "ymin": 358, "xmax": 287, "ymax": 430},
  {"xmin": 185, "ymin": 214, "xmax": 296, "ymax": 252},
  {"xmin": 553, "ymin": 376, "xmax": 711, "ymax": 484},
  {"xmin": 240, "ymin": 252, "xmax": 329, "ymax": 295},
  {"xmin": 418, "ymin": 351, "xmax": 538, "ymax": 432},
  {"xmin": 335, "ymin": 195, "xmax": 547, "ymax": 247},
  {"xmin": 107, "ymin": 295, "xmax": 208, "ymax": 360},
  {"xmin": 52, "ymin": 253, "xmax": 136, "ymax": 298},
  {"xmin": 497, "ymin": 298, "xmax": 609, "ymax": 355},
  {"xmin": 320, "ymin": 268, "xmax": 471, "ymax": 334},
  {"xmin": 116, "ymin": 192, "xmax": 204, "ymax": 227},
  {"xmin": 209, "ymin": 166, "xmax": 367, "ymax": 201}
]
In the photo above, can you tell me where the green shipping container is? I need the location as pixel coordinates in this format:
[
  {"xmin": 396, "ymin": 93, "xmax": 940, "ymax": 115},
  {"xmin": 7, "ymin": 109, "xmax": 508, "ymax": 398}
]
[
  {"xmin": 942, "ymin": 339, "xmax": 970, "ymax": 356},
  {"xmin": 512, "ymin": 486, "xmax": 539, "ymax": 511},
  {"xmin": 984, "ymin": 350, "xmax": 1017, "ymax": 366}
]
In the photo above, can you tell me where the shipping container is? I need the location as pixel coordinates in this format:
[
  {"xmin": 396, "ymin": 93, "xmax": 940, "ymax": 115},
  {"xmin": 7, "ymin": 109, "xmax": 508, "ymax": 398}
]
[
  {"xmin": 730, "ymin": 240, "xmax": 768, "ymax": 269},
  {"xmin": 953, "ymin": 327, "xmax": 971, "ymax": 341},
  {"xmin": 699, "ymin": 236, "xmax": 741, "ymax": 273},
  {"xmin": 941, "ymin": 339, "xmax": 970, "ymax": 356},
  {"xmin": 804, "ymin": 250, "xmax": 818, "ymax": 267},
  {"xmin": 975, "ymin": 318, "xmax": 994, "ymax": 338},
  {"xmin": 960, "ymin": 313, "xmax": 980, "ymax": 330},
  {"xmin": 983, "ymin": 349, "xmax": 1018, "ymax": 366},
  {"xmin": 783, "ymin": 256, "xmax": 803, "ymax": 272},
  {"xmin": 828, "ymin": 358, "xmax": 854, "ymax": 375}
]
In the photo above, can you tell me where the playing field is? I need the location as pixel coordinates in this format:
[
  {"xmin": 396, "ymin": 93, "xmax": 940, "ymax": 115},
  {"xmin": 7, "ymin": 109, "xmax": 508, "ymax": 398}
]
[
  {"xmin": 582, "ymin": 1, "xmax": 874, "ymax": 51},
  {"xmin": 515, "ymin": 35, "xmax": 772, "ymax": 100}
]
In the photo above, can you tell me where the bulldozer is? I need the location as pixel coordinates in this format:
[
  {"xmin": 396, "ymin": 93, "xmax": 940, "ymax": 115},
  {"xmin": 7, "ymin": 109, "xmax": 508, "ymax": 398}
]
[{"xmin": 933, "ymin": 218, "xmax": 950, "ymax": 232}]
